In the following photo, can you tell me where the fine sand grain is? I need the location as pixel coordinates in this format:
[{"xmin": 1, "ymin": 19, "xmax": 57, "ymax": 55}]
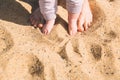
[{"xmin": 0, "ymin": 0, "xmax": 120, "ymax": 80}]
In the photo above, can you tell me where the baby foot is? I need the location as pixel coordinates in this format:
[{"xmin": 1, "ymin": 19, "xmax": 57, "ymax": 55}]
[
  {"xmin": 42, "ymin": 19, "xmax": 55, "ymax": 35},
  {"xmin": 68, "ymin": 20, "xmax": 78, "ymax": 35},
  {"xmin": 68, "ymin": 13, "xmax": 79, "ymax": 35},
  {"xmin": 30, "ymin": 8, "xmax": 55, "ymax": 34},
  {"xmin": 77, "ymin": 0, "xmax": 93, "ymax": 32}
]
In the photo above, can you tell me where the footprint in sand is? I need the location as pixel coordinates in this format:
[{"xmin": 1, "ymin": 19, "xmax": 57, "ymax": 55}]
[
  {"xmin": 29, "ymin": 55, "xmax": 44, "ymax": 77},
  {"xmin": 3, "ymin": 53, "xmax": 44, "ymax": 80},
  {"xmin": 53, "ymin": 35, "xmax": 116, "ymax": 80},
  {"xmin": 98, "ymin": 45, "xmax": 116, "ymax": 77},
  {"xmin": 0, "ymin": 26, "xmax": 14, "ymax": 55},
  {"xmin": 90, "ymin": 44, "xmax": 102, "ymax": 61},
  {"xmin": 103, "ymin": 30, "xmax": 117, "ymax": 43},
  {"xmin": 63, "ymin": 39, "xmax": 116, "ymax": 80}
]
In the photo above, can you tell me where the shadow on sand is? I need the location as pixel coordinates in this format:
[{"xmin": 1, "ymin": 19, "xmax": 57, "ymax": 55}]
[{"xmin": 0, "ymin": 0, "xmax": 39, "ymax": 25}]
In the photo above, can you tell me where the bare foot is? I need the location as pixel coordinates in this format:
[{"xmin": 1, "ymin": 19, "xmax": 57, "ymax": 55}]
[
  {"xmin": 68, "ymin": 12, "xmax": 79, "ymax": 35},
  {"xmin": 30, "ymin": 8, "xmax": 45, "ymax": 28},
  {"xmin": 77, "ymin": 0, "xmax": 93, "ymax": 32},
  {"xmin": 30, "ymin": 8, "xmax": 55, "ymax": 34},
  {"xmin": 42, "ymin": 19, "xmax": 55, "ymax": 35}
]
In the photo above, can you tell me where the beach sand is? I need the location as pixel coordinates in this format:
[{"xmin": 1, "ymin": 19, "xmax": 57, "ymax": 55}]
[{"xmin": 0, "ymin": 0, "xmax": 120, "ymax": 80}]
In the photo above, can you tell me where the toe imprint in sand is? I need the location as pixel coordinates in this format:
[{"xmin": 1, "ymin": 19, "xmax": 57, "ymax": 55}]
[{"xmin": 103, "ymin": 30, "xmax": 117, "ymax": 43}]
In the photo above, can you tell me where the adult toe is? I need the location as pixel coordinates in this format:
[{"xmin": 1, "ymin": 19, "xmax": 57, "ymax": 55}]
[
  {"xmin": 77, "ymin": 20, "xmax": 84, "ymax": 32},
  {"xmin": 84, "ymin": 22, "xmax": 89, "ymax": 31}
]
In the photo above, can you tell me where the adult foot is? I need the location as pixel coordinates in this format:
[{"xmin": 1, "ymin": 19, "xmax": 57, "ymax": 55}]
[
  {"xmin": 42, "ymin": 19, "xmax": 55, "ymax": 35},
  {"xmin": 68, "ymin": 12, "xmax": 79, "ymax": 35},
  {"xmin": 77, "ymin": 0, "xmax": 93, "ymax": 32}
]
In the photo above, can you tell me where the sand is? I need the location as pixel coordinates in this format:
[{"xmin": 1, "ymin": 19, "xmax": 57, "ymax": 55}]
[{"xmin": 0, "ymin": 0, "xmax": 120, "ymax": 80}]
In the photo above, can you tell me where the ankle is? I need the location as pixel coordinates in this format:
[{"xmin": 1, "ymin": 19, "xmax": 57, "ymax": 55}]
[
  {"xmin": 68, "ymin": 12, "xmax": 79, "ymax": 22},
  {"xmin": 46, "ymin": 19, "xmax": 55, "ymax": 23},
  {"xmin": 45, "ymin": 19, "xmax": 55, "ymax": 26}
]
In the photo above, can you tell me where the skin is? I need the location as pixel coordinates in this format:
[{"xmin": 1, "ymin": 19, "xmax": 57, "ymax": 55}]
[
  {"xmin": 30, "ymin": 0, "xmax": 93, "ymax": 35},
  {"xmin": 68, "ymin": 12, "xmax": 80, "ymax": 35},
  {"xmin": 77, "ymin": 0, "xmax": 93, "ymax": 32},
  {"xmin": 42, "ymin": 19, "xmax": 55, "ymax": 35}
]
